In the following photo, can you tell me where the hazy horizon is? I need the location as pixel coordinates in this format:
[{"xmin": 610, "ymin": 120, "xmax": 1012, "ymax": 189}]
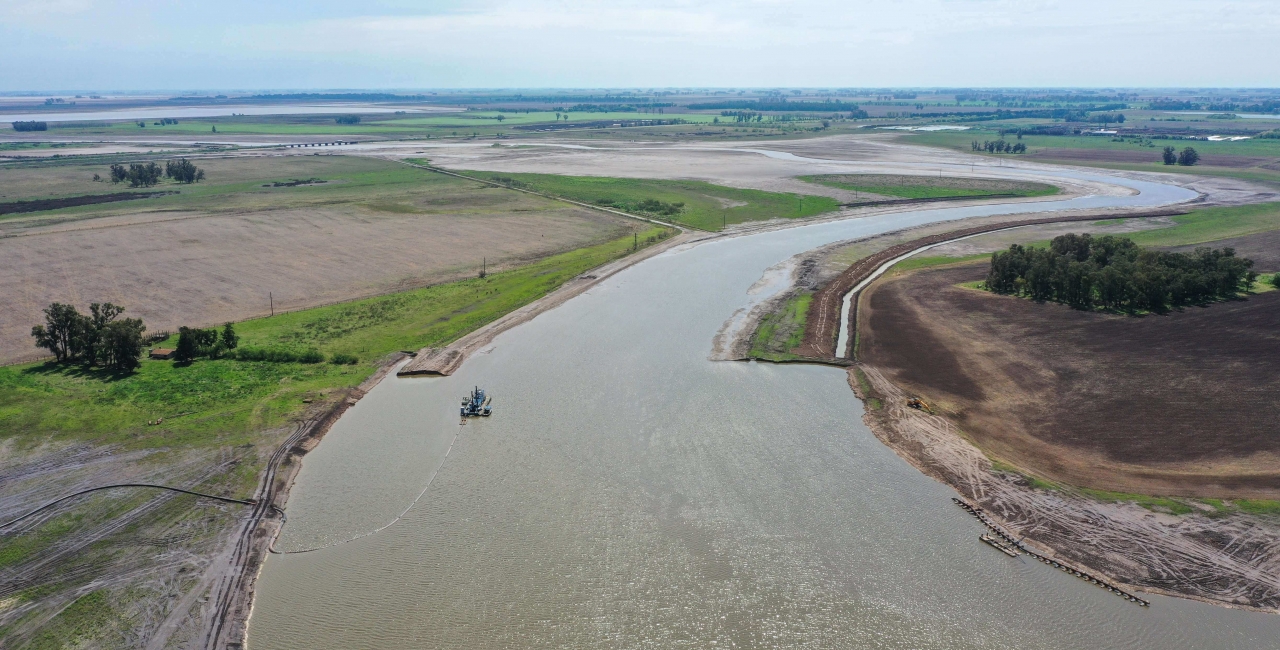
[{"xmin": 3, "ymin": 0, "xmax": 1278, "ymax": 92}]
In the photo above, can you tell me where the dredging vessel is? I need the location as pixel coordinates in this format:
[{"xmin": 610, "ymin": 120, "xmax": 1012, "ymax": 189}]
[{"xmin": 461, "ymin": 386, "xmax": 493, "ymax": 417}]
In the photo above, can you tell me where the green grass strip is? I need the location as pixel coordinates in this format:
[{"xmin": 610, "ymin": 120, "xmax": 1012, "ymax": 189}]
[
  {"xmin": 0, "ymin": 227, "xmax": 671, "ymax": 450},
  {"xmin": 449, "ymin": 171, "xmax": 839, "ymax": 231}
]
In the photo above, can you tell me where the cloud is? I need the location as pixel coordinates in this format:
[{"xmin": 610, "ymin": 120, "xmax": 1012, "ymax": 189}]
[{"xmin": 1, "ymin": 0, "xmax": 1278, "ymax": 89}]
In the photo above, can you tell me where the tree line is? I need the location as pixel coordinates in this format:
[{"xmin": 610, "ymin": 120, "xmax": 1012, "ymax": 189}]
[
  {"xmin": 986, "ymin": 234, "xmax": 1256, "ymax": 312},
  {"xmin": 174, "ymin": 324, "xmax": 238, "ymax": 361},
  {"xmin": 971, "ymin": 140, "xmax": 1027, "ymax": 154},
  {"xmin": 335, "ymin": 115, "xmax": 361, "ymax": 124},
  {"xmin": 172, "ymin": 324, "xmax": 356, "ymax": 365},
  {"xmin": 1162, "ymin": 146, "xmax": 1199, "ymax": 165},
  {"xmin": 12, "ymin": 121, "xmax": 48, "ymax": 131},
  {"xmin": 31, "ymin": 303, "xmax": 147, "ymax": 372},
  {"xmin": 108, "ymin": 159, "xmax": 205, "ymax": 187}
]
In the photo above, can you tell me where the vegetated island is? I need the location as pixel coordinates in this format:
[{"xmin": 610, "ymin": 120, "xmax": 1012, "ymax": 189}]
[{"xmin": 738, "ymin": 200, "xmax": 1280, "ymax": 612}]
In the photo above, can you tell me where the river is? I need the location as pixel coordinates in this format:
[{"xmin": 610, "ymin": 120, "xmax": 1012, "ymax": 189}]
[{"xmin": 247, "ymin": 161, "xmax": 1280, "ymax": 649}]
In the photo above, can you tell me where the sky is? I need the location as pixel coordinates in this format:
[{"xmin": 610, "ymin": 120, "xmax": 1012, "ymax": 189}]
[{"xmin": 2, "ymin": 0, "xmax": 1278, "ymax": 91}]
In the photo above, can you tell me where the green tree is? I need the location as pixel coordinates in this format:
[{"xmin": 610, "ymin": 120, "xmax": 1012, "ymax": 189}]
[
  {"xmin": 165, "ymin": 158, "xmax": 205, "ymax": 183},
  {"xmin": 100, "ymin": 318, "xmax": 145, "ymax": 372},
  {"xmin": 1161, "ymin": 146, "xmax": 1177, "ymax": 165},
  {"xmin": 30, "ymin": 303, "xmax": 86, "ymax": 363},
  {"xmin": 221, "ymin": 322, "xmax": 239, "ymax": 350},
  {"xmin": 79, "ymin": 302, "xmax": 125, "ymax": 366},
  {"xmin": 1177, "ymin": 147, "xmax": 1200, "ymax": 166},
  {"xmin": 174, "ymin": 326, "xmax": 216, "ymax": 362}
]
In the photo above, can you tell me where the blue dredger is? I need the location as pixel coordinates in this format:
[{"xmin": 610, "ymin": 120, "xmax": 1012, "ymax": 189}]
[{"xmin": 461, "ymin": 386, "xmax": 493, "ymax": 417}]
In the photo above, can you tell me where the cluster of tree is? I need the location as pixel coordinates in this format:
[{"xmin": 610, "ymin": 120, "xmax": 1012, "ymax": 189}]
[
  {"xmin": 634, "ymin": 198, "xmax": 684, "ymax": 215},
  {"xmin": 971, "ymin": 140, "xmax": 1027, "ymax": 154},
  {"xmin": 721, "ymin": 111, "xmax": 763, "ymax": 122},
  {"xmin": 335, "ymin": 115, "xmax": 361, "ymax": 125},
  {"xmin": 165, "ymin": 158, "xmax": 205, "ymax": 183},
  {"xmin": 174, "ymin": 324, "xmax": 238, "ymax": 362},
  {"xmin": 1258, "ymin": 130, "xmax": 1280, "ymax": 140},
  {"xmin": 985, "ymin": 234, "xmax": 1255, "ymax": 312},
  {"xmin": 593, "ymin": 197, "xmax": 684, "ymax": 216},
  {"xmin": 1148, "ymin": 100, "xmax": 1197, "ymax": 111},
  {"xmin": 109, "ymin": 162, "xmax": 163, "ymax": 187},
  {"xmin": 568, "ymin": 104, "xmax": 633, "ymax": 112},
  {"xmin": 12, "ymin": 121, "xmax": 48, "ymax": 131},
  {"xmin": 1087, "ymin": 113, "xmax": 1126, "ymax": 123},
  {"xmin": 687, "ymin": 100, "xmax": 864, "ymax": 113},
  {"xmin": 1207, "ymin": 100, "xmax": 1280, "ymax": 113},
  {"xmin": 154, "ymin": 118, "xmax": 179, "ymax": 125},
  {"xmin": 30, "ymin": 302, "xmax": 146, "ymax": 372},
  {"xmin": 1161, "ymin": 146, "xmax": 1199, "ymax": 166}
]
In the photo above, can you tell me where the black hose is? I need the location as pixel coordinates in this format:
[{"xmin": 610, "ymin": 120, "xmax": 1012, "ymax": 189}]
[{"xmin": 0, "ymin": 483, "xmax": 256, "ymax": 532}]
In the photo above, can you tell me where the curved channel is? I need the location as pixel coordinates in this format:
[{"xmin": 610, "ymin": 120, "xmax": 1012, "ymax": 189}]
[{"xmin": 247, "ymin": 160, "xmax": 1280, "ymax": 649}]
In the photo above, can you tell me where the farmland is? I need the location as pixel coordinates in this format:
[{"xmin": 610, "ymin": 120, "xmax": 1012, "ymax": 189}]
[
  {"xmin": 0, "ymin": 155, "xmax": 639, "ymax": 364},
  {"xmin": 450, "ymin": 170, "xmax": 840, "ymax": 230},
  {"xmin": 858, "ymin": 261, "xmax": 1280, "ymax": 497}
]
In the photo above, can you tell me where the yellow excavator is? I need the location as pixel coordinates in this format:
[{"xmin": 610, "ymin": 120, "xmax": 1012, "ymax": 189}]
[{"xmin": 906, "ymin": 397, "xmax": 933, "ymax": 413}]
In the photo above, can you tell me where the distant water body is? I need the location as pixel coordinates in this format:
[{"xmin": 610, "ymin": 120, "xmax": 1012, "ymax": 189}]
[
  {"xmin": 248, "ymin": 160, "xmax": 1280, "ymax": 649},
  {"xmin": 0, "ymin": 104, "xmax": 456, "ymax": 124}
]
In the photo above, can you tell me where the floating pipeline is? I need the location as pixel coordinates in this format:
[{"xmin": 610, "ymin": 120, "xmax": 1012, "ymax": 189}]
[{"xmin": 951, "ymin": 497, "xmax": 1151, "ymax": 607}]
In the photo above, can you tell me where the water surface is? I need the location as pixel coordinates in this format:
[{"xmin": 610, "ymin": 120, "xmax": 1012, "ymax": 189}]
[{"xmin": 248, "ymin": 167, "xmax": 1280, "ymax": 648}]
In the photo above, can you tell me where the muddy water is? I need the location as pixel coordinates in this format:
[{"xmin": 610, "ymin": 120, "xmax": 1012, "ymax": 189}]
[{"xmin": 248, "ymin": 169, "xmax": 1280, "ymax": 648}]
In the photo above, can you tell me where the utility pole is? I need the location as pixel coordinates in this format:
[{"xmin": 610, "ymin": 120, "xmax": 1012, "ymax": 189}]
[
  {"xmin": 269, "ymin": 292, "xmax": 273, "ymax": 317},
  {"xmin": 634, "ymin": 232, "xmax": 637, "ymax": 250}
]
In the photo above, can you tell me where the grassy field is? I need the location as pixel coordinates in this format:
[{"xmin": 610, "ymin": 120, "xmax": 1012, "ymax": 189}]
[
  {"xmin": 1123, "ymin": 202, "xmax": 1280, "ymax": 247},
  {"xmin": 749, "ymin": 292, "xmax": 813, "ymax": 361},
  {"xmin": 1, "ymin": 153, "xmax": 463, "ymax": 205},
  {"xmin": 21, "ymin": 111, "xmax": 716, "ymax": 139},
  {"xmin": 906, "ymin": 128, "xmax": 1280, "ymax": 158},
  {"xmin": 802, "ymin": 174, "xmax": 1059, "ymax": 200},
  {"xmin": 0, "ymin": 154, "xmax": 638, "ymax": 366},
  {"xmin": 901, "ymin": 129, "xmax": 1280, "ymax": 187},
  {"xmin": 0, "ymin": 226, "xmax": 669, "ymax": 452},
  {"xmin": 444, "ymin": 170, "xmax": 841, "ymax": 231}
]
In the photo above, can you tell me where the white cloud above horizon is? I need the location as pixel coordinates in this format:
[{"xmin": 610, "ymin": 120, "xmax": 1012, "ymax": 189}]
[{"xmin": 2, "ymin": 0, "xmax": 1277, "ymax": 90}]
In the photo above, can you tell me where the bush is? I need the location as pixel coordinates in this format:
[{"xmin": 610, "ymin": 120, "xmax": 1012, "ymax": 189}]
[
  {"xmin": 298, "ymin": 349, "xmax": 325, "ymax": 364},
  {"xmin": 329, "ymin": 353, "xmax": 358, "ymax": 365},
  {"xmin": 1271, "ymin": 273, "xmax": 1280, "ymax": 289}
]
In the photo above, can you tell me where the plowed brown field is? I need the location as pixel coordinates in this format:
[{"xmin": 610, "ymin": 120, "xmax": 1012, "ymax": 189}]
[{"xmin": 859, "ymin": 262, "xmax": 1280, "ymax": 497}]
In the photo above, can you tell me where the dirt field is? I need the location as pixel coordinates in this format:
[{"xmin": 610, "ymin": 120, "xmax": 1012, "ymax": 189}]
[
  {"xmin": 859, "ymin": 262, "xmax": 1280, "ymax": 498},
  {"xmin": 1167, "ymin": 229, "xmax": 1280, "ymax": 270},
  {"xmin": 0, "ymin": 156, "xmax": 633, "ymax": 364}
]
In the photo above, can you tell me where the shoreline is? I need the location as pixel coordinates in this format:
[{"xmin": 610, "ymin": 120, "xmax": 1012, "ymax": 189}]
[
  {"xmin": 847, "ymin": 362, "xmax": 1280, "ymax": 615},
  {"xmin": 724, "ymin": 181, "xmax": 1280, "ymax": 613},
  {"xmin": 219, "ymin": 227, "xmax": 701, "ymax": 647}
]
